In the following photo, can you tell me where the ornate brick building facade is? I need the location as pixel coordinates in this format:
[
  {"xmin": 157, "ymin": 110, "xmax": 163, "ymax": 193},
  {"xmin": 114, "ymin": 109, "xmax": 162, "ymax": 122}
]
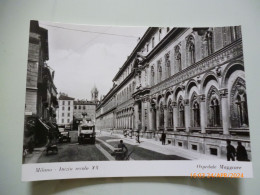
[{"xmin": 96, "ymin": 27, "xmax": 251, "ymax": 159}]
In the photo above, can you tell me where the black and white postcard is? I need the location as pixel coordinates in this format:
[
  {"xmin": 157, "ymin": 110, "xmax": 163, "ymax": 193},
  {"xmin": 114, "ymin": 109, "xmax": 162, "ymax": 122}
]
[{"xmin": 22, "ymin": 21, "xmax": 253, "ymax": 181}]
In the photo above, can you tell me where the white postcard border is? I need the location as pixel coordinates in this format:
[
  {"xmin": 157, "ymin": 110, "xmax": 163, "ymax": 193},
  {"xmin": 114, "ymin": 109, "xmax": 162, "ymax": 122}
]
[{"xmin": 22, "ymin": 160, "xmax": 253, "ymax": 181}]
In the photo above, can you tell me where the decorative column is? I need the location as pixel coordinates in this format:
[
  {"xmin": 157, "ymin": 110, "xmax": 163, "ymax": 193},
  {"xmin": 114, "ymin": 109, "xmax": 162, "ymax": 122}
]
[
  {"xmin": 148, "ymin": 103, "xmax": 153, "ymax": 131},
  {"xmin": 199, "ymin": 94, "xmax": 206, "ymax": 133},
  {"xmin": 141, "ymin": 100, "xmax": 146, "ymax": 131},
  {"xmin": 128, "ymin": 114, "xmax": 131, "ymax": 129},
  {"xmin": 131, "ymin": 108, "xmax": 134, "ymax": 129},
  {"xmin": 220, "ymin": 89, "xmax": 230, "ymax": 135},
  {"xmin": 124, "ymin": 113, "xmax": 126, "ymax": 129},
  {"xmin": 172, "ymin": 101, "xmax": 178, "ymax": 131},
  {"xmin": 134, "ymin": 103, "xmax": 139, "ymax": 131},
  {"xmin": 164, "ymin": 104, "xmax": 168, "ymax": 132},
  {"xmin": 156, "ymin": 105, "xmax": 160, "ymax": 131},
  {"xmin": 184, "ymin": 99, "xmax": 190, "ymax": 132}
]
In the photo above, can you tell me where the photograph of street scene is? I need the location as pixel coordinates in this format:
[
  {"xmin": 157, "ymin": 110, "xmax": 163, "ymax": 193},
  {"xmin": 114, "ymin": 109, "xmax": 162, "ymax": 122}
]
[{"xmin": 22, "ymin": 21, "xmax": 251, "ymax": 164}]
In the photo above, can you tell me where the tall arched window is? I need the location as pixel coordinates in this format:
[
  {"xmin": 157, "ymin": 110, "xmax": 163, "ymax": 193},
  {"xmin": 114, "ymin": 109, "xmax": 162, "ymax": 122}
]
[
  {"xmin": 168, "ymin": 100, "xmax": 173, "ymax": 127},
  {"xmin": 186, "ymin": 36, "xmax": 195, "ymax": 65},
  {"xmin": 207, "ymin": 88, "xmax": 221, "ymax": 127},
  {"xmin": 178, "ymin": 97, "xmax": 185, "ymax": 127},
  {"xmin": 210, "ymin": 98, "xmax": 220, "ymax": 126},
  {"xmin": 175, "ymin": 45, "xmax": 182, "ymax": 72},
  {"xmin": 191, "ymin": 94, "xmax": 200, "ymax": 127},
  {"xmin": 230, "ymin": 78, "xmax": 249, "ymax": 128},
  {"xmin": 204, "ymin": 30, "xmax": 213, "ymax": 55},
  {"xmin": 236, "ymin": 93, "xmax": 248, "ymax": 127},
  {"xmin": 159, "ymin": 28, "xmax": 162, "ymax": 41},
  {"xmin": 230, "ymin": 26, "xmax": 238, "ymax": 42},
  {"xmin": 158, "ymin": 60, "xmax": 162, "ymax": 83},
  {"xmin": 165, "ymin": 52, "xmax": 171, "ymax": 78},
  {"xmin": 151, "ymin": 66, "xmax": 154, "ymax": 86},
  {"xmin": 160, "ymin": 102, "xmax": 164, "ymax": 128}
]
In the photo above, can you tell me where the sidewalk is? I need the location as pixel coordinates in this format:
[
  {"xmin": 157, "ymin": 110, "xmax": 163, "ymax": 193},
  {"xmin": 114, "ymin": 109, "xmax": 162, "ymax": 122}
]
[
  {"xmin": 99, "ymin": 131, "xmax": 223, "ymax": 160},
  {"xmin": 23, "ymin": 146, "xmax": 46, "ymax": 164}
]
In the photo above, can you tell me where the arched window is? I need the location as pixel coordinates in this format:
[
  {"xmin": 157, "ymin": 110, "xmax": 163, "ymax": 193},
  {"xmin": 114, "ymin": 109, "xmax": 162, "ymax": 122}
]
[
  {"xmin": 158, "ymin": 61, "xmax": 162, "ymax": 83},
  {"xmin": 159, "ymin": 28, "xmax": 162, "ymax": 41},
  {"xmin": 204, "ymin": 30, "xmax": 213, "ymax": 55},
  {"xmin": 235, "ymin": 93, "xmax": 248, "ymax": 127},
  {"xmin": 151, "ymin": 66, "xmax": 154, "ymax": 86},
  {"xmin": 207, "ymin": 88, "xmax": 221, "ymax": 127},
  {"xmin": 178, "ymin": 97, "xmax": 185, "ymax": 127},
  {"xmin": 210, "ymin": 98, "xmax": 220, "ymax": 126},
  {"xmin": 191, "ymin": 94, "xmax": 200, "ymax": 127},
  {"xmin": 160, "ymin": 102, "xmax": 164, "ymax": 128},
  {"xmin": 152, "ymin": 37, "xmax": 155, "ymax": 48},
  {"xmin": 230, "ymin": 78, "xmax": 249, "ymax": 127},
  {"xmin": 165, "ymin": 53, "xmax": 171, "ymax": 78},
  {"xmin": 230, "ymin": 26, "xmax": 238, "ymax": 42},
  {"xmin": 175, "ymin": 45, "xmax": 182, "ymax": 72},
  {"xmin": 186, "ymin": 36, "xmax": 195, "ymax": 65},
  {"xmin": 168, "ymin": 100, "xmax": 173, "ymax": 127}
]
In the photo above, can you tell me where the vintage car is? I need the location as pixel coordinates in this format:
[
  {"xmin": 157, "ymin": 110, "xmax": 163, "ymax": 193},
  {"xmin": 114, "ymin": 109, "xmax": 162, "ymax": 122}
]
[
  {"xmin": 46, "ymin": 144, "xmax": 58, "ymax": 155},
  {"xmin": 78, "ymin": 113, "xmax": 95, "ymax": 144},
  {"xmin": 78, "ymin": 126, "xmax": 95, "ymax": 144},
  {"xmin": 58, "ymin": 131, "xmax": 71, "ymax": 143}
]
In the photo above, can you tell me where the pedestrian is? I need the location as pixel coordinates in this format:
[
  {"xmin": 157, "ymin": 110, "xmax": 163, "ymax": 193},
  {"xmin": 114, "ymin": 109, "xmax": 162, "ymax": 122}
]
[
  {"xmin": 226, "ymin": 140, "xmax": 236, "ymax": 161},
  {"xmin": 118, "ymin": 140, "xmax": 128, "ymax": 160},
  {"xmin": 136, "ymin": 120, "xmax": 141, "ymax": 143},
  {"xmin": 236, "ymin": 141, "xmax": 249, "ymax": 161},
  {"xmin": 161, "ymin": 132, "xmax": 166, "ymax": 145}
]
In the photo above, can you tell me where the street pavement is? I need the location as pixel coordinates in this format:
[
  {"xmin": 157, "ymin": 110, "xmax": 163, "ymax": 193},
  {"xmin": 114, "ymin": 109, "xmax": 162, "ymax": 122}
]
[
  {"xmin": 36, "ymin": 131, "xmax": 108, "ymax": 163},
  {"xmin": 24, "ymin": 130, "xmax": 221, "ymax": 163}
]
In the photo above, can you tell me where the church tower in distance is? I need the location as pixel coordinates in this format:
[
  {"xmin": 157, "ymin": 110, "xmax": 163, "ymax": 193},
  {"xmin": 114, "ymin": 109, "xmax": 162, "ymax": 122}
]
[{"xmin": 91, "ymin": 85, "xmax": 99, "ymax": 103}]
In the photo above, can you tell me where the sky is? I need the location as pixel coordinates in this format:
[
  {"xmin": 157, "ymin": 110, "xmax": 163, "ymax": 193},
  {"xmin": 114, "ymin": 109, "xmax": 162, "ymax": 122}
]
[{"xmin": 39, "ymin": 21, "xmax": 147, "ymax": 100}]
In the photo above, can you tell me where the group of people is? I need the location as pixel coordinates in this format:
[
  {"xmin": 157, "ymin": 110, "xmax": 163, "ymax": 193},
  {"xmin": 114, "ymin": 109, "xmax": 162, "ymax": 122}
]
[
  {"xmin": 160, "ymin": 133, "xmax": 249, "ymax": 161},
  {"xmin": 117, "ymin": 133, "xmax": 249, "ymax": 162},
  {"xmin": 226, "ymin": 140, "xmax": 249, "ymax": 161}
]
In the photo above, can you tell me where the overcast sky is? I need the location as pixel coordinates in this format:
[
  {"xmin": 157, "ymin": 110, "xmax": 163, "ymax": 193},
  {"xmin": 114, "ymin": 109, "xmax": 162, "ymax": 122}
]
[{"xmin": 39, "ymin": 21, "xmax": 147, "ymax": 100}]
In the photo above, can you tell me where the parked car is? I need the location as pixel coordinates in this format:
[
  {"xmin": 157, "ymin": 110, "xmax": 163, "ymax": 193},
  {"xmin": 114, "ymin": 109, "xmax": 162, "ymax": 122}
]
[
  {"xmin": 58, "ymin": 131, "xmax": 71, "ymax": 143},
  {"xmin": 46, "ymin": 144, "xmax": 58, "ymax": 155},
  {"xmin": 58, "ymin": 127, "xmax": 71, "ymax": 143}
]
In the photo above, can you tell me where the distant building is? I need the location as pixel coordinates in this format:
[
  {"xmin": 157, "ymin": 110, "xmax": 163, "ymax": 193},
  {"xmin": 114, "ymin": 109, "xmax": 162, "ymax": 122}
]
[
  {"xmin": 56, "ymin": 86, "xmax": 99, "ymax": 129},
  {"xmin": 56, "ymin": 94, "xmax": 74, "ymax": 126},
  {"xmin": 73, "ymin": 100, "xmax": 97, "ymax": 129}
]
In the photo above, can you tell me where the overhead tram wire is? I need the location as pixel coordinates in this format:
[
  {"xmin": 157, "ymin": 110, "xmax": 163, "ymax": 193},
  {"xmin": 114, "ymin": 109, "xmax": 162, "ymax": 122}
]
[
  {"xmin": 52, "ymin": 26, "xmax": 112, "ymax": 62},
  {"xmin": 41, "ymin": 24, "xmax": 139, "ymax": 38}
]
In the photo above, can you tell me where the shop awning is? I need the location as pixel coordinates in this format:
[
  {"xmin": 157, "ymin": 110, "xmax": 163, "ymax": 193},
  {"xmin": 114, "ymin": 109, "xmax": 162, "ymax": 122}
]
[{"xmin": 38, "ymin": 119, "xmax": 50, "ymax": 130}]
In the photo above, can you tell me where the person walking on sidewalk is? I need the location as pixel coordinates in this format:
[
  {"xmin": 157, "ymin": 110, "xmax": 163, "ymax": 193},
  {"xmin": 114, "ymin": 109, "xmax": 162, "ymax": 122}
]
[
  {"xmin": 226, "ymin": 140, "xmax": 236, "ymax": 161},
  {"xmin": 161, "ymin": 132, "xmax": 166, "ymax": 145},
  {"xmin": 118, "ymin": 140, "xmax": 128, "ymax": 159},
  {"xmin": 236, "ymin": 141, "xmax": 249, "ymax": 161},
  {"xmin": 136, "ymin": 121, "xmax": 141, "ymax": 143}
]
